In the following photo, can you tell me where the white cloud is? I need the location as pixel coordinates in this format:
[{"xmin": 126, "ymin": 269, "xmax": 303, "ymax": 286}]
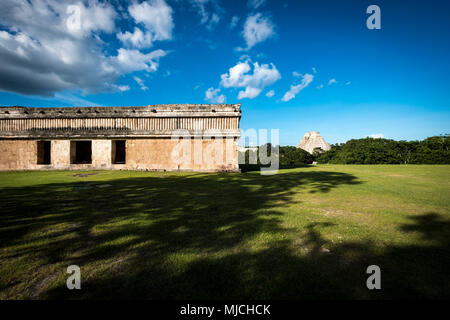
[
  {"xmin": 220, "ymin": 60, "xmax": 281, "ymax": 100},
  {"xmin": 345, "ymin": 81, "xmax": 351, "ymax": 86},
  {"xmin": 118, "ymin": 0, "xmax": 173, "ymax": 48},
  {"xmin": 229, "ymin": 16, "xmax": 240, "ymax": 29},
  {"xmin": 316, "ymin": 84, "xmax": 324, "ymax": 89},
  {"xmin": 0, "ymin": 0, "xmax": 171, "ymax": 96},
  {"xmin": 113, "ymin": 84, "xmax": 131, "ymax": 92},
  {"xmin": 312, "ymin": 67, "xmax": 317, "ymax": 74},
  {"xmin": 133, "ymin": 76, "xmax": 149, "ymax": 91},
  {"xmin": 220, "ymin": 61, "xmax": 251, "ymax": 88},
  {"xmin": 128, "ymin": 0, "xmax": 173, "ymax": 42},
  {"xmin": 190, "ymin": 0, "xmax": 223, "ymax": 30},
  {"xmin": 117, "ymin": 27, "xmax": 153, "ymax": 48},
  {"xmin": 281, "ymin": 73, "xmax": 314, "ymax": 102},
  {"xmin": 242, "ymin": 13, "xmax": 275, "ymax": 50},
  {"xmin": 368, "ymin": 134, "xmax": 385, "ymax": 139},
  {"xmin": 114, "ymin": 48, "xmax": 167, "ymax": 73},
  {"xmin": 266, "ymin": 90, "xmax": 275, "ymax": 97},
  {"xmin": 328, "ymin": 78, "xmax": 337, "ymax": 85},
  {"xmin": 65, "ymin": 1, "xmax": 117, "ymax": 37},
  {"xmin": 248, "ymin": 0, "xmax": 266, "ymax": 9},
  {"xmin": 238, "ymin": 54, "xmax": 251, "ymax": 61},
  {"xmin": 238, "ymin": 87, "xmax": 261, "ymax": 99},
  {"xmin": 293, "ymin": 71, "xmax": 302, "ymax": 77},
  {"xmin": 205, "ymin": 87, "xmax": 226, "ymax": 103}
]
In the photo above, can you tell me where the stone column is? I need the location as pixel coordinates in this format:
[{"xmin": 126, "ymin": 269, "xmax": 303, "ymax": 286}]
[{"xmin": 92, "ymin": 139, "xmax": 111, "ymax": 168}]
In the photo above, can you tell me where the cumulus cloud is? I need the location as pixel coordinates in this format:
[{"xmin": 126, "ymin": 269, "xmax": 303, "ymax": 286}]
[
  {"xmin": 238, "ymin": 87, "xmax": 261, "ymax": 99},
  {"xmin": 65, "ymin": 1, "xmax": 117, "ymax": 37},
  {"xmin": 117, "ymin": 27, "xmax": 153, "ymax": 48},
  {"xmin": 241, "ymin": 13, "xmax": 275, "ymax": 50},
  {"xmin": 0, "ymin": 0, "xmax": 171, "ymax": 96},
  {"xmin": 129, "ymin": 0, "xmax": 173, "ymax": 41},
  {"xmin": 281, "ymin": 73, "xmax": 314, "ymax": 102},
  {"xmin": 368, "ymin": 134, "xmax": 385, "ymax": 139},
  {"xmin": 266, "ymin": 90, "xmax": 275, "ymax": 97},
  {"xmin": 205, "ymin": 87, "xmax": 226, "ymax": 103},
  {"xmin": 312, "ymin": 67, "xmax": 317, "ymax": 74},
  {"xmin": 220, "ymin": 60, "xmax": 281, "ymax": 99},
  {"xmin": 118, "ymin": 0, "xmax": 173, "ymax": 48},
  {"xmin": 114, "ymin": 48, "xmax": 167, "ymax": 73},
  {"xmin": 293, "ymin": 71, "xmax": 302, "ymax": 77}
]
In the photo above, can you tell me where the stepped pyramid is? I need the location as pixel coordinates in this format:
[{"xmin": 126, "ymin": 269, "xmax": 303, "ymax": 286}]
[{"xmin": 296, "ymin": 131, "xmax": 331, "ymax": 154}]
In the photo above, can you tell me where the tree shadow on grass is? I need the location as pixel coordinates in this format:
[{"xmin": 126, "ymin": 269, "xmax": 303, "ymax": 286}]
[
  {"xmin": 0, "ymin": 170, "xmax": 448, "ymax": 299},
  {"xmin": 239, "ymin": 164, "xmax": 314, "ymax": 173}
]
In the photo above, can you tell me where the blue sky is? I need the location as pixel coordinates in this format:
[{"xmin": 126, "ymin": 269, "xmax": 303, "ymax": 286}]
[{"xmin": 0, "ymin": 0, "xmax": 449, "ymax": 145}]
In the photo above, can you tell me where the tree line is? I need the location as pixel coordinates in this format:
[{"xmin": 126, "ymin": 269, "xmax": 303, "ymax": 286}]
[
  {"xmin": 240, "ymin": 135, "xmax": 450, "ymax": 168},
  {"xmin": 316, "ymin": 135, "xmax": 450, "ymax": 164}
]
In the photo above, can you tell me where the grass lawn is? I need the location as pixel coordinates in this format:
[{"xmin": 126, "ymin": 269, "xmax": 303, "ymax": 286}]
[{"xmin": 0, "ymin": 165, "xmax": 449, "ymax": 299}]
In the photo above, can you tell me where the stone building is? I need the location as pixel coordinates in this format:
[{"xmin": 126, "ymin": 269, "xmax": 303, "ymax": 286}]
[
  {"xmin": 0, "ymin": 104, "xmax": 241, "ymax": 171},
  {"xmin": 297, "ymin": 131, "xmax": 331, "ymax": 154}
]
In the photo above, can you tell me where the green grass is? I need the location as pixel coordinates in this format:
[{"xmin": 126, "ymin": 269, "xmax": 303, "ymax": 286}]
[{"xmin": 0, "ymin": 165, "xmax": 449, "ymax": 299}]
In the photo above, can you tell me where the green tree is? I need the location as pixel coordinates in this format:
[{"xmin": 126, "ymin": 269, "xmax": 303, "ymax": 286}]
[{"xmin": 316, "ymin": 135, "xmax": 450, "ymax": 164}]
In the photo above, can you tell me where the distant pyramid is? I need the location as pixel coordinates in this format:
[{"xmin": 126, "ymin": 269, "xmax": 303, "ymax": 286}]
[{"xmin": 297, "ymin": 131, "xmax": 331, "ymax": 154}]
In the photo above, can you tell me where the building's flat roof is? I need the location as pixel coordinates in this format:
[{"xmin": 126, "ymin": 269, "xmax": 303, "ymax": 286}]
[{"xmin": 0, "ymin": 104, "xmax": 241, "ymax": 119}]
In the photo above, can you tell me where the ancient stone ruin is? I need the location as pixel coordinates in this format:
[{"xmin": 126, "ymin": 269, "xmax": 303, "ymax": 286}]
[
  {"xmin": 0, "ymin": 104, "xmax": 241, "ymax": 172},
  {"xmin": 296, "ymin": 131, "xmax": 331, "ymax": 154}
]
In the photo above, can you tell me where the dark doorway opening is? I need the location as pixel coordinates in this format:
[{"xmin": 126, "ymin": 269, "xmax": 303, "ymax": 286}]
[
  {"xmin": 112, "ymin": 140, "xmax": 126, "ymax": 164},
  {"xmin": 37, "ymin": 141, "xmax": 51, "ymax": 165},
  {"xmin": 71, "ymin": 141, "xmax": 92, "ymax": 164}
]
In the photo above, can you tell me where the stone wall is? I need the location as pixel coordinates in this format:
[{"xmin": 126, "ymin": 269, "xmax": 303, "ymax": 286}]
[
  {"xmin": 0, "ymin": 140, "xmax": 36, "ymax": 170},
  {"xmin": 125, "ymin": 138, "xmax": 238, "ymax": 171},
  {"xmin": 52, "ymin": 140, "xmax": 70, "ymax": 168},
  {"xmin": 92, "ymin": 140, "xmax": 111, "ymax": 168},
  {"xmin": 0, "ymin": 138, "xmax": 239, "ymax": 172}
]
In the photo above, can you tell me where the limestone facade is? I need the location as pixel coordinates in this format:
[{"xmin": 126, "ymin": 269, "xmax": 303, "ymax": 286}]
[{"xmin": 0, "ymin": 104, "xmax": 241, "ymax": 171}]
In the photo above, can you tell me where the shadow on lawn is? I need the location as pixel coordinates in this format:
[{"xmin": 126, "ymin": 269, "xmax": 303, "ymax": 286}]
[{"xmin": 0, "ymin": 170, "xmax": 449, "ymax": 299}]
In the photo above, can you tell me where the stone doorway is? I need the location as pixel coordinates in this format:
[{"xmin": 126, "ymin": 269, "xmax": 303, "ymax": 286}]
[
  {"xmin": 112, "ymin": 140, "xmax": 126, "ymax": 164},
  {"xmin": 71, "ymin": 141, "xmax": 92, "ymax": 164},
  {"xmin": 37, "ymin": 141, "xmax": 51, "ymax": 165}
]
